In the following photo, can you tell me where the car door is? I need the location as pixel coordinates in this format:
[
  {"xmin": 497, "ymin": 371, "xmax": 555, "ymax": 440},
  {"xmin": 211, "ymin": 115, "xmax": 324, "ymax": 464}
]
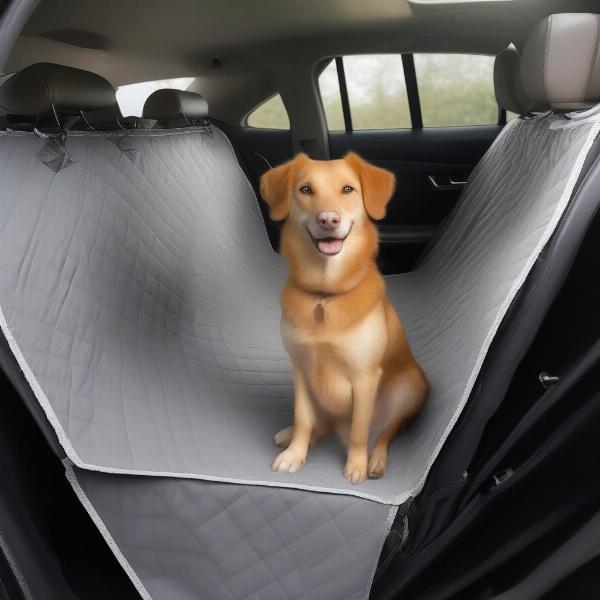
[{"xmin": 319, "ymin": 54, "xmax": 504, "ymax": 274}]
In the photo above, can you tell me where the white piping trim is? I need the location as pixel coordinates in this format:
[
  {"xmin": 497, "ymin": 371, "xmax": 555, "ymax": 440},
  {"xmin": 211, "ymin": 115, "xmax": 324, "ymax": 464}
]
[
  {"xmin": 68, "ymin": 462, "xmax": 398, "ymax": 504},
  {"xmin": 63, "ymin": 461, "xmax": 153, "ymax": 600}
]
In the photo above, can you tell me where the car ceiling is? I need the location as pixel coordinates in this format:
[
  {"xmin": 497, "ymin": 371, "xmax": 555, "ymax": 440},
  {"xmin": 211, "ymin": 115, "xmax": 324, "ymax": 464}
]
[{"xmin": 4, "ymin": 0, "xmax": 600, "ymax": 125}]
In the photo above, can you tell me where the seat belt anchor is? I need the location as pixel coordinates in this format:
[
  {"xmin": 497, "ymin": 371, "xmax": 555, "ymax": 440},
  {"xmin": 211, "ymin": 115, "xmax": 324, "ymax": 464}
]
[{"xmin": 539, "ymin": 371, "xmax": 560, "ymax": 388}]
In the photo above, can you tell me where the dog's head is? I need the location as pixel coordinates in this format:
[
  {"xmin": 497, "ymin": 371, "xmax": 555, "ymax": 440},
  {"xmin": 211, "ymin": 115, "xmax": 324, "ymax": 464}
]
[{"xmin": 260, "ymin": 152, "xmax": 395, "ymax": 261}]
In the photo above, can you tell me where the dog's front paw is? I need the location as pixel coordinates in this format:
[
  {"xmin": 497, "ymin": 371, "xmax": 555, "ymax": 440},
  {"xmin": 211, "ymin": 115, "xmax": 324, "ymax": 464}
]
[
  {"xmin": 272, "ymin": 448, "xmax": 306, "ymax": 473},
  {"xmin": 344, "ymin": 455, "xmax": 368, "ymax": 484},
  {"xmin": 273, "ymin": 425, "xmax": 293, "ymax": 448},
  {"xmin": 368, "ymin": 452, "xmax": 387, "ymax": 479}
]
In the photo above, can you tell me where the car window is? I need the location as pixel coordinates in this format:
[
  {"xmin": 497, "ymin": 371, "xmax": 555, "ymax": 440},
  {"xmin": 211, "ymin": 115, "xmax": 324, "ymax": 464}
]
[
  {"xmin": 116, "ymin": 77, "xmax": 195, "ymax": 117},
  {"xmin": 318, "ymin": 55, "xmax": 411, "ymax": 131},
  {"xmin": 413, "ymin": 54, "xmax": 497, "ymax": 127},
  {"xmin": 246, "ymin": 94, "xmax": 290, "ymax": 129}
]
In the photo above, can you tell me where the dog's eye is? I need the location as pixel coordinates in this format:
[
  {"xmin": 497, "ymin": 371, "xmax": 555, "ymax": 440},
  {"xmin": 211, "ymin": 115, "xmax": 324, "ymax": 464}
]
[
  {"xmin": 300, "ymin": 185, "xmax": 313, "ymax": 194},
  {"xmin": 342, "ymin": 185, "xmax": 354, "ymax": 194}
]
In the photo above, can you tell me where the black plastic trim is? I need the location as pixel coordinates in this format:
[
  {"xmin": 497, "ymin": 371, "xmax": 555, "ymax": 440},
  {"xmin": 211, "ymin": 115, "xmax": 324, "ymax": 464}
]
[
  {"xmin": 402, "ymin": 54, "xmax": 423, "ymax": 129},
  {"xmin": 335, "ymin": 57, "xmax": 353, "ymax": 134}
]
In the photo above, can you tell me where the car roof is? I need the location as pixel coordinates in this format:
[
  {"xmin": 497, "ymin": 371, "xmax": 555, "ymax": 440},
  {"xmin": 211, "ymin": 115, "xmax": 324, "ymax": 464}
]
[{"xmin": 5, "ymin": 0, "xmax": 599, "ymax": 124}]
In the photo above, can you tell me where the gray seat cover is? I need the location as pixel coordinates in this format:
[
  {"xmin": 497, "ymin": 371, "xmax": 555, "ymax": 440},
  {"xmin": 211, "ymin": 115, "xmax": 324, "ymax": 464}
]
[
  {"xmin": 66, "ymin": 464, "xmax": 395, "ymax": 600},
  {"xmin": 0, "ymin": 114, "xmax": 598, "ymax": 598}
]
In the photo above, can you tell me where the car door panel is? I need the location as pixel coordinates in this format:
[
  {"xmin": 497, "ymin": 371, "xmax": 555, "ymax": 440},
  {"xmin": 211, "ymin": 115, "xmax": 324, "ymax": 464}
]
[{"xmin": 329, "ymin": 126, "xmax": 500, "ymax": 272}]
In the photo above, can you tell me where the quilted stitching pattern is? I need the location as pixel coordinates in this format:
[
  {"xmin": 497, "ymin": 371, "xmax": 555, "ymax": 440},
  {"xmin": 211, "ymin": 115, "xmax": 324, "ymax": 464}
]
[
  {"xmin": 72, "ymin": 466, "xmax": 394, "ymax": 600},
  {"xmin": 0, "ymin": 117, "xmax": 598, "ymax": 506},
  {"xmin": 1, "ymin": 115, "xmax": 598, "ymax": 599}
]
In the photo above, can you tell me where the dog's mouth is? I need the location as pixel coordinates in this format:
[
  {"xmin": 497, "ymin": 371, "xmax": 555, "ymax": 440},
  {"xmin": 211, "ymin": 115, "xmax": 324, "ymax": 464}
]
[
  {"xmin": 307, "ymin": 224, "xmax": 353, "ymax": 256},
  {"xmin": 315, "ymin": 237, "xmax": 344, "ymax": 255}
]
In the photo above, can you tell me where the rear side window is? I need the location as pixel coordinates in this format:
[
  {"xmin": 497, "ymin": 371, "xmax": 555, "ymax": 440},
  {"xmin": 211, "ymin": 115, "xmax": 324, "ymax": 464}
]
[
  {"xmin": 116, "ymin": 77, "xmax": 195, "ymax": 117},
  {"xmin": 317, "ymin": 54, "xmax": 500, "ymax": 131},
  {"xmin": 414, "ymin": 54, "xmax": 497, "ymax": 127},
  {"xmin": 246, "ymin": 94, "xmax": 290, "ymax": 129},
  {"xmin": 318, "ymin": 55, "xmax": 411, "ymax": 131}
]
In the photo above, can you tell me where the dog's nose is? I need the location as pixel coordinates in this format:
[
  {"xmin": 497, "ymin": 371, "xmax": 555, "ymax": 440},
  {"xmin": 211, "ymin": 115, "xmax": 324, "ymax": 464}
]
[{"xmin": 317, "ymin": 211, "xmax": 341, "ymax": 231}]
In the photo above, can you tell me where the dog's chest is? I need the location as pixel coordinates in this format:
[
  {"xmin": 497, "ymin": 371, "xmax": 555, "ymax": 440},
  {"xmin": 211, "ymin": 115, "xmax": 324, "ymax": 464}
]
[
  {"xmin": 281, "ymin": 302, "xmax": 387, "ymax": 376},
  {"xmin": 281, "ymin": 306, "xmax": 388, "ymax": 413}
]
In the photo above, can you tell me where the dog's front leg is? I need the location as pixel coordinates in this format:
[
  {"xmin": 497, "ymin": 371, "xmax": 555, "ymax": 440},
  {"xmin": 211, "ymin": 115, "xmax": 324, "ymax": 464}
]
[
  {"xmin": 344, "ymin": 373, "xmax": 380, "ymax": 484},
  {"xmin": 272, "ymin": 369, "xmax": 315, "ymax": 473}
]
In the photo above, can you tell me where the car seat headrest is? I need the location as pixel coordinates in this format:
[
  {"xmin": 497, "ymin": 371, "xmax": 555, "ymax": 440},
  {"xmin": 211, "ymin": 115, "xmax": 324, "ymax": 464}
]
[
  {"xmin": 0, "ymin": 63, "xmax": 116, "ymax": 118},
  {"xmin": 494, "ymin": 45, "xmax": 548, "ymax": 115},
  {"xmin": 521, "ymin": 13, "xmax": 600, "ymax": 110},
  {"xmin": 142, "ymin": 89, "xmax": 208, "ymax": 124},
  {"xmin": 80, "ymin": 103, "xmax": 146, "ymax": 130}
]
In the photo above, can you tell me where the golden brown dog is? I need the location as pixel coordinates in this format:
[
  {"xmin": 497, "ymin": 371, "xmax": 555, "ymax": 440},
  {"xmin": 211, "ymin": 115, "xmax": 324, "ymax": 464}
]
[{"xmin": 260, "ymin": 152, "xmax": 428, "ymax": 484}]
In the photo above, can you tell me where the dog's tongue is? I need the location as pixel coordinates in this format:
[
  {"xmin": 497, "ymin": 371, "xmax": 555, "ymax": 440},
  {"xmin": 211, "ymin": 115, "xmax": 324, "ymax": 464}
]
[{"xmin": 318, "ymin": 238, "xmax": 343, "ymax": 255}]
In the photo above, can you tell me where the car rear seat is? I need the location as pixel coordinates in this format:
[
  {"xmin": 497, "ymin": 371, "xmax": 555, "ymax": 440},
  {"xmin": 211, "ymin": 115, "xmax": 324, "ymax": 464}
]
[
  {"xmin": 142, "ymin": 87, "xmax": 208, "ymax": 127},
  {"xmin": 2, "ymin": 13, "xmax": 600, "ymax": 600}
]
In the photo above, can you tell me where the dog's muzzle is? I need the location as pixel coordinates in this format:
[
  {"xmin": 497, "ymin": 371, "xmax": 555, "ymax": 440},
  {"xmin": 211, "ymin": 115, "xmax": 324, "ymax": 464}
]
[{"xmin": 306, "ymin": 219, "xmax": 353, "ymax": 256}]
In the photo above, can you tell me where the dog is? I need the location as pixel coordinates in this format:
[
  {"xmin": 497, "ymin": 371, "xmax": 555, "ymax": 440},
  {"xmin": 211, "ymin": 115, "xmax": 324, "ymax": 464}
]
[{"xmin": 260, "ymin": 152, "xmax": 428, "ymax": 484}]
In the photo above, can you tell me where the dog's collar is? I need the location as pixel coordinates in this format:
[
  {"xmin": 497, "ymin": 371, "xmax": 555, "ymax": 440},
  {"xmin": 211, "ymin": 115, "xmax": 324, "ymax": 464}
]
[
  {"xmin": 314, "ymin": 295, "xmax": 326, "ymax": 323},
  {"xmin": 312, "ymin": 291, "xmax": 333, "ymax": 300}
]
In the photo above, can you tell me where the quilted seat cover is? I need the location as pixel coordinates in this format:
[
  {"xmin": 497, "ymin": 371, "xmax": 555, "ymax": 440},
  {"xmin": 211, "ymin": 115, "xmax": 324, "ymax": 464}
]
[{"xmin": 0, "ymin": 115, "xmax": 598, "ymax": 598}]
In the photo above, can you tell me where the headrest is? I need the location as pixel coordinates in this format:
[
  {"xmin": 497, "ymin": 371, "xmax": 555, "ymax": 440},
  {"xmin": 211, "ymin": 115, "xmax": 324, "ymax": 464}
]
[
  {"xmin": 81, "ymin": 103, "xmax": 123, "ymax": 128},
  {"xmin": 142, "ymin": 89, "xmax": 208, "ymax": 123},
  {"xmin": 0, "ymin": 63, "xmax": 115, "ymax": 117},
  {"xmin": 81, "ymin": 104, "xmax": 155, "ymax": 131},
  {"xmin": 494, "ymin": 45, "xmax": 547, "ymax": 115},
  {"xmin": 521, "ymin": 13, "xmax": 600, "ymax": 110}
]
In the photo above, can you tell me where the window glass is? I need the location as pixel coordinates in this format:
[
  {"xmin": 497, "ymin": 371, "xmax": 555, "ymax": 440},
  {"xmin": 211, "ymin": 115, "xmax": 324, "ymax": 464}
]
[
  {"xmin": 246, "ymin": 94, "xmax": 290, "ymax": 129},
  {"xmin": 318, "ymin": 60, "xmax": 345, "ymax": 131},
  {"xmin": 414, "ymin": 54, "xmax": 497, "ymax": 126},
  {"xmin": 116, "ymin": 77, "xmax": 195, "ymax": 117},
  {"xmin": 321, "ymin": 55, "xmax": 411, "ymax": 130}
]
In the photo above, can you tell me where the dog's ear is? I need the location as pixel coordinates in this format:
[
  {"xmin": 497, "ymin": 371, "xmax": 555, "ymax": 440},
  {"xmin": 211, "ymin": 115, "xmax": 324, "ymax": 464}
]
[
  {"xmin": 260, "ymin": 154, "xmax": 308, "ymax": 221},
  {"xmin": 345, "ymin": 152, "xmax": 395, "ymax": 220}
]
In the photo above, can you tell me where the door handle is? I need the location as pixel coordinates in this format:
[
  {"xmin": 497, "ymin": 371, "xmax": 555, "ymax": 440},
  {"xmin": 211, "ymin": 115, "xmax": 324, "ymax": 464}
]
[{"xmin": 427, "ymin": 174, "xmax": 468, "ymax": 190}]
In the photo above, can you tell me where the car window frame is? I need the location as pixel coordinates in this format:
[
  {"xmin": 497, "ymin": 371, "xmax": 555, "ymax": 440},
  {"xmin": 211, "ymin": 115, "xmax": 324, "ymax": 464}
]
[{"xmin": 316, "ymin": 53, "xmax": 504, "ymax": 133}]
